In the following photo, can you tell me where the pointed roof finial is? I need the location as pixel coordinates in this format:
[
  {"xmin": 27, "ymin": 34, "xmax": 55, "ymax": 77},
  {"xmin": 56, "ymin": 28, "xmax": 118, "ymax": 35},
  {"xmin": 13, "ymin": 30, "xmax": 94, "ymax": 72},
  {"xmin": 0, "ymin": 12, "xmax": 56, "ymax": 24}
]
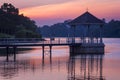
[{"xmin": 86, "ymin": 8, "xmax": 89, "ymax": 12}]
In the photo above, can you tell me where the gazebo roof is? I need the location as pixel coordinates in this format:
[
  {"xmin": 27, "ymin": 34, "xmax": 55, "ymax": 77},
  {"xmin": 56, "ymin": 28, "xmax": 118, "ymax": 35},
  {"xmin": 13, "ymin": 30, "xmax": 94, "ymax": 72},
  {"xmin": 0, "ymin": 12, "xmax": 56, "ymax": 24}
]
[{"xmin": 69, "ymin": 11, "xmax": 104, "ymax": 25}]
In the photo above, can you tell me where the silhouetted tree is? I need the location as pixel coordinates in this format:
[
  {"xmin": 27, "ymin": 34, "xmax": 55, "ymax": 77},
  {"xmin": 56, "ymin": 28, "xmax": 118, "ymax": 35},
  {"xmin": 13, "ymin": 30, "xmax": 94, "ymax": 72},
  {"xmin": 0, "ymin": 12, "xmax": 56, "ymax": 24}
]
[
  {"xmin": 0, "ymin": 3, "xmax": 41, "ymax": 38},
  {"xmin": 39, "ymin": 20, "xmax": 120, "ymax": 38},
  {"xmin": 1, "ymin": 3, "xmax": 18, "ymax": 15}
]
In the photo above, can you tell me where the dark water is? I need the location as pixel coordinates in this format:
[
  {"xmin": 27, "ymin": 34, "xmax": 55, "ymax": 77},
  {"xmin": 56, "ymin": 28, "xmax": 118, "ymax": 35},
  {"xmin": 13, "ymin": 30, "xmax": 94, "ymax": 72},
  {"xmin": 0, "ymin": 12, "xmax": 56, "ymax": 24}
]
[{"xmin": 0, "ymin": 38, "xmax": 120, "ymax": 80}]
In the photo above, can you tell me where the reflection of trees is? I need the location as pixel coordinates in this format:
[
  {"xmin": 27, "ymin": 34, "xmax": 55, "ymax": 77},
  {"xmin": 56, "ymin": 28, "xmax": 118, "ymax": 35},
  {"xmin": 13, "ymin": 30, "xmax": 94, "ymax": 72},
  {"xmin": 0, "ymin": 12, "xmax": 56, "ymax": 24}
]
[
  {"xmin": 67, "ymin": 55, "xmax": 105, "ymax": 80},
  {"xmin": 0, "ymin": 60, "xmax": 30, "ymax": 79},
  {"xmin": 0, "ymin": 56, "xmax": 53, "ymax": 79}
]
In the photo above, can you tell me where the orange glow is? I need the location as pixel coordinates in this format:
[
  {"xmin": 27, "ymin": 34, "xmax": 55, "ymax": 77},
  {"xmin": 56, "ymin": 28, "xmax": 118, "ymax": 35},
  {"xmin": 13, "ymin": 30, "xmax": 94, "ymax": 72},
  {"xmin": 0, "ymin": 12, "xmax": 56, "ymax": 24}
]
[
  {"xmin": 20, "ymin": 1, "xmax": 120, "ymax": 17},
  {"xmin": 19, "ymin": 0, "xmax": 120, "ymax": 25},
  {"xmin": 20, "ymin": 2, "xmax": 82, "ymax": 19}
]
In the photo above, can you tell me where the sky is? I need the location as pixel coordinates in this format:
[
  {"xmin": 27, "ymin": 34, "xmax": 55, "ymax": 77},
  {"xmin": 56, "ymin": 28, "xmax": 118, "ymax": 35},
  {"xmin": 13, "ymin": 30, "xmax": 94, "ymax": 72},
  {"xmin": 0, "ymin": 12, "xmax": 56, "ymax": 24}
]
[{"xmin": 0, "ymin": 0, "xmax": 120, "ymax": 26}]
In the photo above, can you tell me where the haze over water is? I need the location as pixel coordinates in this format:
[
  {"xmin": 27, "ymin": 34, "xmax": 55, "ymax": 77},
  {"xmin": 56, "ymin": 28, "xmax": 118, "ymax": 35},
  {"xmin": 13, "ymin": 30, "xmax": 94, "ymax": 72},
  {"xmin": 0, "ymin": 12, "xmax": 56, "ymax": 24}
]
[{"xmin": 0, "ymin": 38, "xmax": 120, "ymax": 80}]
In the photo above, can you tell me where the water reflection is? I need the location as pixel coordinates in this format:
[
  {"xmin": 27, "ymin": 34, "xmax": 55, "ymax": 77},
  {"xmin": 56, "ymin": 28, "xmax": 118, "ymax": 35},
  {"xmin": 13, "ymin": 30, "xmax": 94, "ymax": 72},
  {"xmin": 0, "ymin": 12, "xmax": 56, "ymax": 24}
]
[
  {"xmin": 67, "ymin": 54, "xmax": 105, "ymax": 80},
  {"xmin": 0, "ymin": 38, "xmax": 120, "ymax": 80},
  {"xmin": 0, "ymin": 54, "xmax": 54, "ymax": 80},
  {"xmin": 0, "ymin": 54, "xmax": 105, "ymax": 80},
  {"xmin": 0, "ymin": 60, "xmax": 30, "ymax": 79}
]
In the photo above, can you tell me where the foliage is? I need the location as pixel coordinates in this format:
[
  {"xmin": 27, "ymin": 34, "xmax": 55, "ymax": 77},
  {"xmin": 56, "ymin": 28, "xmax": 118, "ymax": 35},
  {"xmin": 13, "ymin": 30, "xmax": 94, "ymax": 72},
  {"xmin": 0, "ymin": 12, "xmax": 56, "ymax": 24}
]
[
  {"xmin": 1, "ymin": 3, "xmax": 18, "ymax": 15},
  {"xmin": 15, "ymin": 30, "xmax": 41, "ymax": 38},
  {"xmin": 0, "ymin": 33, "xmax": 13, "ymax": 38},
  {"xmin": 0, "ymin": 3, "xmax": 41, "ymax": 38},
  {"xmin": 103, "ymin": 20, "xmax": 120, "ymax": 37},
  {"xmin": 39, "ymin": 20, "xmax": 120, "ymax": 38}
]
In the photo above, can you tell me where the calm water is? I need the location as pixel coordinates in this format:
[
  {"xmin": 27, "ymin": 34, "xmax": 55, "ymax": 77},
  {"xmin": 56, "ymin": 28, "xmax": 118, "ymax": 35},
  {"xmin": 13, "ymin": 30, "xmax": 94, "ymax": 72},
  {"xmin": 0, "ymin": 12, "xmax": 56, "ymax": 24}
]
[{"xmin": 0, "ymin": 38, "xmax": 120, "ymax": 80}]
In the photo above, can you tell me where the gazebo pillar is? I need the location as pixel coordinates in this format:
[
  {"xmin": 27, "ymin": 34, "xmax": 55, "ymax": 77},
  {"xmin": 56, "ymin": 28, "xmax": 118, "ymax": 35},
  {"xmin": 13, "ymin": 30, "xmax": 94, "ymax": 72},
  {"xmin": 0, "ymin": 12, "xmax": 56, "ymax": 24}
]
[
  {"xmin": 66, "ymin": 25, "xmax": 70, "ymax": 43},
  {"xmin": 100, "ymin": 25, "xmax": 103, "ymax": 43},
  {"xmin": 87, "ymin": 24, "xmax": 90, "ymax": 43},
  {"xmin": 72, "ymin": 25, "xmax": 76, "ymax": 43}
]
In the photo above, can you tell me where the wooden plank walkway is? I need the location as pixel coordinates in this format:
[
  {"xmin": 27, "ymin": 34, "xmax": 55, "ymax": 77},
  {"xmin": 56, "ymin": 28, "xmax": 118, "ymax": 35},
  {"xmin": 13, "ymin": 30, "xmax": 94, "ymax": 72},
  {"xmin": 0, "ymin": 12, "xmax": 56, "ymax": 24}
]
[
  {"xmin": 0, "ymin": 38, "xmax": 104, "ymax": 62},
  {"xmin": 0, "ymin": 38, "xmax": 82, "ymax": 47}
]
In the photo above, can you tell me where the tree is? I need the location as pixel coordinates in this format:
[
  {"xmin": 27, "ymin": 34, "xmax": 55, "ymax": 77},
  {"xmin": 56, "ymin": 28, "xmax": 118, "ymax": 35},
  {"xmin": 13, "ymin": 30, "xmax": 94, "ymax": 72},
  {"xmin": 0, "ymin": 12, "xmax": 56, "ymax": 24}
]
[
  {"xmin": 1, "ymin": 3, "xmax": 19, "ymax": 15},
  {"xmin": 0, "ymin": 3, "xmax": 41, "ymax": 38}
]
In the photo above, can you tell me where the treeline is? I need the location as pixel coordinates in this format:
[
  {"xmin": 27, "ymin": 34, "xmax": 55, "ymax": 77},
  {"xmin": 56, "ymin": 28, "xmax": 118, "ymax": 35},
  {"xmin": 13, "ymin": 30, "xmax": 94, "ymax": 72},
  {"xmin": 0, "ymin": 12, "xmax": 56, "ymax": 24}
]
[
  {"xmin": 39, "ymin": 19, "xmax": 120, "ymax": 38},
  {"xmin": 103, "ymin": 20, "xmax": 120, "ymax": 37},
  {"xmin": 0, "ymin": 3, "xmax": 41, "ymax": 38}
]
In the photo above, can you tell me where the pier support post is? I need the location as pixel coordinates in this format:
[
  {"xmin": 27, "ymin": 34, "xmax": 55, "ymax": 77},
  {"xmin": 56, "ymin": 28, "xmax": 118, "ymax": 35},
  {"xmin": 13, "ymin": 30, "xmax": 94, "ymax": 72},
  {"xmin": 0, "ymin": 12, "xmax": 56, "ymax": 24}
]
[
  {"xmin": 6, "ymin": 46, "xmax": 9, "ymax": 62},
  {"xmin": 49, "ymin": 46, "xmax": 52, "ymax": 61},
  {"xmin": 13, "ymin": 46, "xmax": 16, "ymax": 62},
  {"xmin": 42, "ymin": 46, "xmax": 45, "ymax": 60},
  {"xmin": 50, "ymin": 46, "xmax": 52, "ymax": 71}
]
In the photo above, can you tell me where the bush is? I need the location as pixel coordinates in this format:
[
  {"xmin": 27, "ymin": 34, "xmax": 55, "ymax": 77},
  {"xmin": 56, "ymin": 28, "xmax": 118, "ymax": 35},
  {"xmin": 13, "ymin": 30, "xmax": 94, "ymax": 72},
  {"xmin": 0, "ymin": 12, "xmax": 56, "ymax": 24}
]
[
  {"xmin": 15, "ymin": 29, "xmax": 41, "ymax": 38},
  {"xmin": 0, "ymin": 33, "xmax": 14, "ymax": 38}
]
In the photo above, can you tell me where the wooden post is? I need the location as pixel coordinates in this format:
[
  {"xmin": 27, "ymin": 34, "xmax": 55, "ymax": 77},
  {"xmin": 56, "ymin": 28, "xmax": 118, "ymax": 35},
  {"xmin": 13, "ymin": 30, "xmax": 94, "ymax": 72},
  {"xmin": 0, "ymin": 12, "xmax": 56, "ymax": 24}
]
[
  {"xmin": 83, "ymin": 26, "xmax": 86, "ymax": 43},
  {"xmin": 42, "ymin": 46, "xmax": 45, "ymax": 72},
  {"xmin": 72, "ymin": 25, "xmax": 76, "ymax": 43},
  {"xmin": 100, "ymin": 25, "xmax": 103, "ymax": 43},
  {"xmin": 97, "ymin": 37, "xmax": 98, "ymax": 44},
  {"xmin": 42, "ymin": 46, "xmax": 45, "ymax": 60},
  {"xmin": 74, "ymin": 25, "xmax": 76, "ymax": 43},
  {"xmin": 13, "ymin": 46, "xmax": 16, "ymax": 62},
  {"xmin": 49, "ymin": 46, "xmax": 52, "ymax": 60},
  {"xmin": 87, "ymin": 25, "xmax": 90, "ymax": 43},
  {"xmin": 50, "ymin": 46, "xmax": 52, "ymax": 71},
  {"xmin": 58, "ymin": 38, "xmax": 60, "ymax": 44},
  {"xmin": 6, "ymin": 46, "xmax": 9, "ymax": 62},
  {"xmin": 91, "ymin": 32, "xmax": 93, "ymax": 44}
]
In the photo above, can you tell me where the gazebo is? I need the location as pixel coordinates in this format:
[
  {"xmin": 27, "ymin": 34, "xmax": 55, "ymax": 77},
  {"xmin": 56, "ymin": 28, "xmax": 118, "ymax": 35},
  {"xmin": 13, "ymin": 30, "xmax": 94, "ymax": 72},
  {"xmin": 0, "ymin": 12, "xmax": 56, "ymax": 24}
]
[{"xmin": 68, "ymin": 11, "xmax": 105, "ymax": 54}]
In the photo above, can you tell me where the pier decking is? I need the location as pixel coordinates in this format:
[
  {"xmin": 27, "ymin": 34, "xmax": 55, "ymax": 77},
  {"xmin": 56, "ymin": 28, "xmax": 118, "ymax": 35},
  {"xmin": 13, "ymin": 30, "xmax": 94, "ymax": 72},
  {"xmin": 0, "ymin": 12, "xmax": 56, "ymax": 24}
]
[
  {"xmin": 0, "ymin": 37, "xmax": 104, "ymax": 47},
  {"xmin": 0, "ymin": 38, "xmax": 104, "ymax": 62}
]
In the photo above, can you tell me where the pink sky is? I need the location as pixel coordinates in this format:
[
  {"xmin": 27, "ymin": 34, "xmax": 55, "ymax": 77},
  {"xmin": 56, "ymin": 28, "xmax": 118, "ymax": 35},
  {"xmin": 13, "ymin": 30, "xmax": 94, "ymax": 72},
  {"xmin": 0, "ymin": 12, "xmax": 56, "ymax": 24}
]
[{"xmin": 0, "ymin": 0, "xmax": 120, "ymax": 26}]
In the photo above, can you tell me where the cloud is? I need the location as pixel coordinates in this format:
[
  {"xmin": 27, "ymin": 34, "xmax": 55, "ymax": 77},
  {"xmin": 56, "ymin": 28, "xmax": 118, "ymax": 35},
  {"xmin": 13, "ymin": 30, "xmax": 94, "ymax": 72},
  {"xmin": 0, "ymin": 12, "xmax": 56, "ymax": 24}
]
[
  {"xmin": 20, "ymin": 1, "xmax": 81, "ymax": 26},
  {"xmin": 0, "ymin": 0, "xmax": 75, "ymax": 9}
]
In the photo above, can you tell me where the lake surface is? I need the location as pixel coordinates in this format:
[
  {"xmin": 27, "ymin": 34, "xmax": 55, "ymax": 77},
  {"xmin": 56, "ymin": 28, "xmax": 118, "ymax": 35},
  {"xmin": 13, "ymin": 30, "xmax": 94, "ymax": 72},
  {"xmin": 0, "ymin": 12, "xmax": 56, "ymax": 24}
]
[{"xmin": 0, "ymin": 38, "xmax": 120, "ymax": 80}]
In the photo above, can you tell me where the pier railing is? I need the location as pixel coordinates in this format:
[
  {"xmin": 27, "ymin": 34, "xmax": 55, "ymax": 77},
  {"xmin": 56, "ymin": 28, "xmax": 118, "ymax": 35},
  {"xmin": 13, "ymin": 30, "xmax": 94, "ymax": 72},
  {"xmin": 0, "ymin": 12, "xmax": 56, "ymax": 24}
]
[
  {"xmin": 0, "ymin": 37, "xmax": 102, "ymax": 45},
  {"xmin": 0, "ymin": 38, "xmax": 42, "ymax": 43}
]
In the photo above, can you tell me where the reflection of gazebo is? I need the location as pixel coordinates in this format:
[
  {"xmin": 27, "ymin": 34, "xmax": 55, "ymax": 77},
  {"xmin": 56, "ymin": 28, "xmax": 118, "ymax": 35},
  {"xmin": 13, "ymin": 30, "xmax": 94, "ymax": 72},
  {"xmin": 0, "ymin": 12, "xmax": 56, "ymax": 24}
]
[
  {"xmin": 67, "ymin": 55, "xmax": 105, "ymax": 80},
  {"xmin": 68, "ymin": 11, "xmax": 105, "ymax": 54}
]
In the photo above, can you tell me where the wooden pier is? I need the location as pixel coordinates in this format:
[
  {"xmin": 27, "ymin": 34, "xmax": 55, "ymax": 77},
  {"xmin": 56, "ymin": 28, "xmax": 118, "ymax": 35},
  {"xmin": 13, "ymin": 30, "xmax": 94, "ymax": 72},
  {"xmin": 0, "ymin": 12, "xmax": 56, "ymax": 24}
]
[{"xmin": 0, "ymin": 37, "xmax": 104, "ymax": 62}]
